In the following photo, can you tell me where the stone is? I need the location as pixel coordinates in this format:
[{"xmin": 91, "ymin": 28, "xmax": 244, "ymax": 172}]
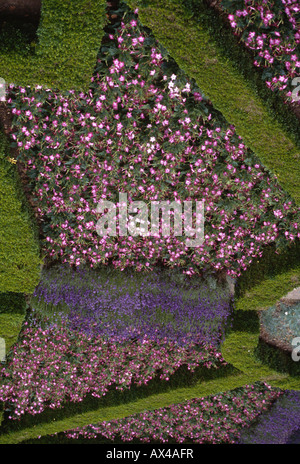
[{"xmin": 280, "ymin": 287, "xmax": 300, "ymax": 307}]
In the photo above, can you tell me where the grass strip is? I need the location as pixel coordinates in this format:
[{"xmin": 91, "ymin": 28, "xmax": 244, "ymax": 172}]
[
  {"xmin": 0, "ymin": 130, "xmax": 42, "ymax": 293},
  {"xmin": 222, "ymin": 325, "xmax": 300, "ymax": 390},
  {"xmin": 235, "ymin": 265, "xmax": 300, "ymax": 312},
  {"xmin": 0, "ymin": 0, "xmax": 108, "ymax": 91},
  {"xmin": 0, "ymin": 369, "xmax": 253, "ymax": 444},
  {"xmin": 0, "ymin": 313, "xmax": 24, "ymax": 354},
  {"xmin": 0, "ymin": 313, "xmax": 26, "ymax": 428}
]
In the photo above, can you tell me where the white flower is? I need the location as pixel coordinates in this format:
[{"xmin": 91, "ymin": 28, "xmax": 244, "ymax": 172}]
[{"xmin": 182, "ymin": 83, "xmax": 191, "ymax": 93}]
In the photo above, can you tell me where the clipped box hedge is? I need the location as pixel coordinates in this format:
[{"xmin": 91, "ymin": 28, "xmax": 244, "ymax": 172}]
[
  {"xmin": 255, "ymin": 338, "xmax": 300, "ymax": 377},
  {"xmin": 125, "ymin": 0, "xmax": 300, "ymax": 205},
  {"xmin": 0, "ymin": 0, "xmax": 108, "ymax": 91},
  {"xmin": 0, "ymin": 292, "xmax": 27, "ymax": 315},
  {"xmin": 0, "ymin": 130, "xmax": 42, "ymax": 293},
  {"xmin": 234, "ymin": 240, "xmax": 300, "ymax": 311}
]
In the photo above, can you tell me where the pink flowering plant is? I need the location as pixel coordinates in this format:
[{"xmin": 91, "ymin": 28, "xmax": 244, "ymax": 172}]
[
  {"xmin": 6, "ymin": 7, "xmax": 300, "ymax": 277},
  {"xmin": 59, "ymin": 382, "xmax": 282, "ymax": 444},
  {"xmin": 0, "ymin": 318, "xmax": 228, "ymax": 420},
  {"xmin": 221, "ymin": 0, "xmax": 300, "ymax": 103}
]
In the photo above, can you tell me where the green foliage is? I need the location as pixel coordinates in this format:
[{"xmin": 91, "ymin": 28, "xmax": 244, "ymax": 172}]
[
  {"xmin": 125, "ymin": 0, "xmax": 300, "ymax": 204},
  {"xmin": 0, "ymin": 311, "xmax": 25, "ymax": 429},
  {"xmin": 0, "ymin": 292, "xmax": 27, "ymax": 315},
  {"xmin": 0, "ymin": 0, "xmax": 108, "ymax": 91},
  {"xmin": 0, "ymin": 0, "xmax": 298, "ymax": 443},
  {"xmin": 8, "ymin": 10, "xmax": 300, "ymax": 277},
  {"xmin": 221, "ymin": 329, "xmax": 300, "ymax": 389},
  {"xmin": 255, "ymin": 339, "xmax": 300, "ymax": 377},
  {"xmin": 236, "ymin": 240, "xmax": 300, "ymax": 289},
  {"xmin": 0, "ymin": 313, "xmax": 25, "ymax": 353},
  {"xmin": 234, "ymin": 240, "xmax": 300, "ymax": 311},
  {"xmin": 235, "ymin": 267, "xmax": 300, "ymax": 312},
  {"xmin": 0, "ymin": 131, "xmax": 42, "ymax": 293},
  {"xmin": 0, "ymin": 19, "xmax": 37, "ymax": 55},
  {"xmin": 227, "ymin": 309, "xmax": 260, "ymax": 333}
]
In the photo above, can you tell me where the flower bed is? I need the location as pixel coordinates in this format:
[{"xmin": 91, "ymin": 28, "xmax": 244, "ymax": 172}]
[
  {"xmin": 44, "ymin": 382, "xmax": 282, "ymax": 444},
  {"xmin": 221, "ymin": 0, "xmax": 300, "ymax": 105},
  {"xmin": 0, "ymin": 318, "xmax": 228, "ymax": 421},
  {"xmin": 6, "ymin": 6, "xmax": 300, "ymax": 278},
  {"xmin": 239, "ymin": 389, "xmax": 300, "ymax": 443},
  {"xmin": 30, "ymin": 264, "xmax": 232, "ymax": 347}
]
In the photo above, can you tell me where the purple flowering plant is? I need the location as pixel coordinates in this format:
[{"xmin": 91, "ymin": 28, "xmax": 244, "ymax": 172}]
[
  {"xmin": 29, "ymin": 264, "xmax": 232, "ymax": 347},
  {"xmin": 239, "ymin": 389, "xmax": 300, "ymax": 444}
]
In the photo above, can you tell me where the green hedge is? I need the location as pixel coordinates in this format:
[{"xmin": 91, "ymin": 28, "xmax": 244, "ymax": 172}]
[
  {"xmin": 0, "ymin": 313, "xmax": 25, "ymax": 353},
  {"xmin": 0, "ymin": 0, "xmax": 108, "ymax": 91},
  {"xmin": 222, "ymin": 317, "xmax": 300, "ymax": 389},
  {"xmin": 235, "ymin": 240, "xmax": 300, "ymax": 297},
  {"xmin": 234, "ymin": 241, "xmax": 300, "ymax": 311},
  {"xmin": 255, "ymin": 338, "xmax": 300, "ymax": 377},
  {"xmin": 0, "ymin": 131, "xmax": 42, "ymax": 293},
  {"xmin": 0, "ymin": 292, "xmax": 26, "ymax": 315},
  {"xmin": 125, "ymin": 0, "xmax": 300, "ymax": 205}
]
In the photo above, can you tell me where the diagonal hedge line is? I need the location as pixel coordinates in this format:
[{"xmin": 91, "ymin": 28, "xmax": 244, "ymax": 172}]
[
  {"xmin": 234, "ymin": 240, "xmax": 300, "ymax": 311},
  {"xmin": 235, "ymin": 265, "xmax": 300, "ymax": 312},
  {"xmin": 222, "ymin": 306, "xmax": 300, "ymax": 385},
  {"xmin": 125, "ymin": 0, "xmax": 300, "ymax": 204},
  {"xmin": 221, "ymin": 328, "xmax": 300, "ymax": 388}
]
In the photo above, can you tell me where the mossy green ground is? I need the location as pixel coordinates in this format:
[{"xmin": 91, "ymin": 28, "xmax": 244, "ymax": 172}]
[
  {"xmin": 235, "ymin": 265, "xmax": 300, "ymax": 312},
  {"xmin": 0, "ymin": 313, "xmax": 24, "ymax": 353}
]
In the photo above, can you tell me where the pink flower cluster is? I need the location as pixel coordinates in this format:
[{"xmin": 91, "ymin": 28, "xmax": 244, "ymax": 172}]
[
  {"xmin": 0, "ymin": 321, "xmax": 227, "ymax": 420},
  {"xmin": 62, "ymin": 383, "xmax": 282, "ymax": 444},
  {"xmin": 7, "ymin": 10, "xmax": 300, "ymax": 278},
  {"xmin": 226, "ymin": 0, "xmax": 299, "ymax": 102}
]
